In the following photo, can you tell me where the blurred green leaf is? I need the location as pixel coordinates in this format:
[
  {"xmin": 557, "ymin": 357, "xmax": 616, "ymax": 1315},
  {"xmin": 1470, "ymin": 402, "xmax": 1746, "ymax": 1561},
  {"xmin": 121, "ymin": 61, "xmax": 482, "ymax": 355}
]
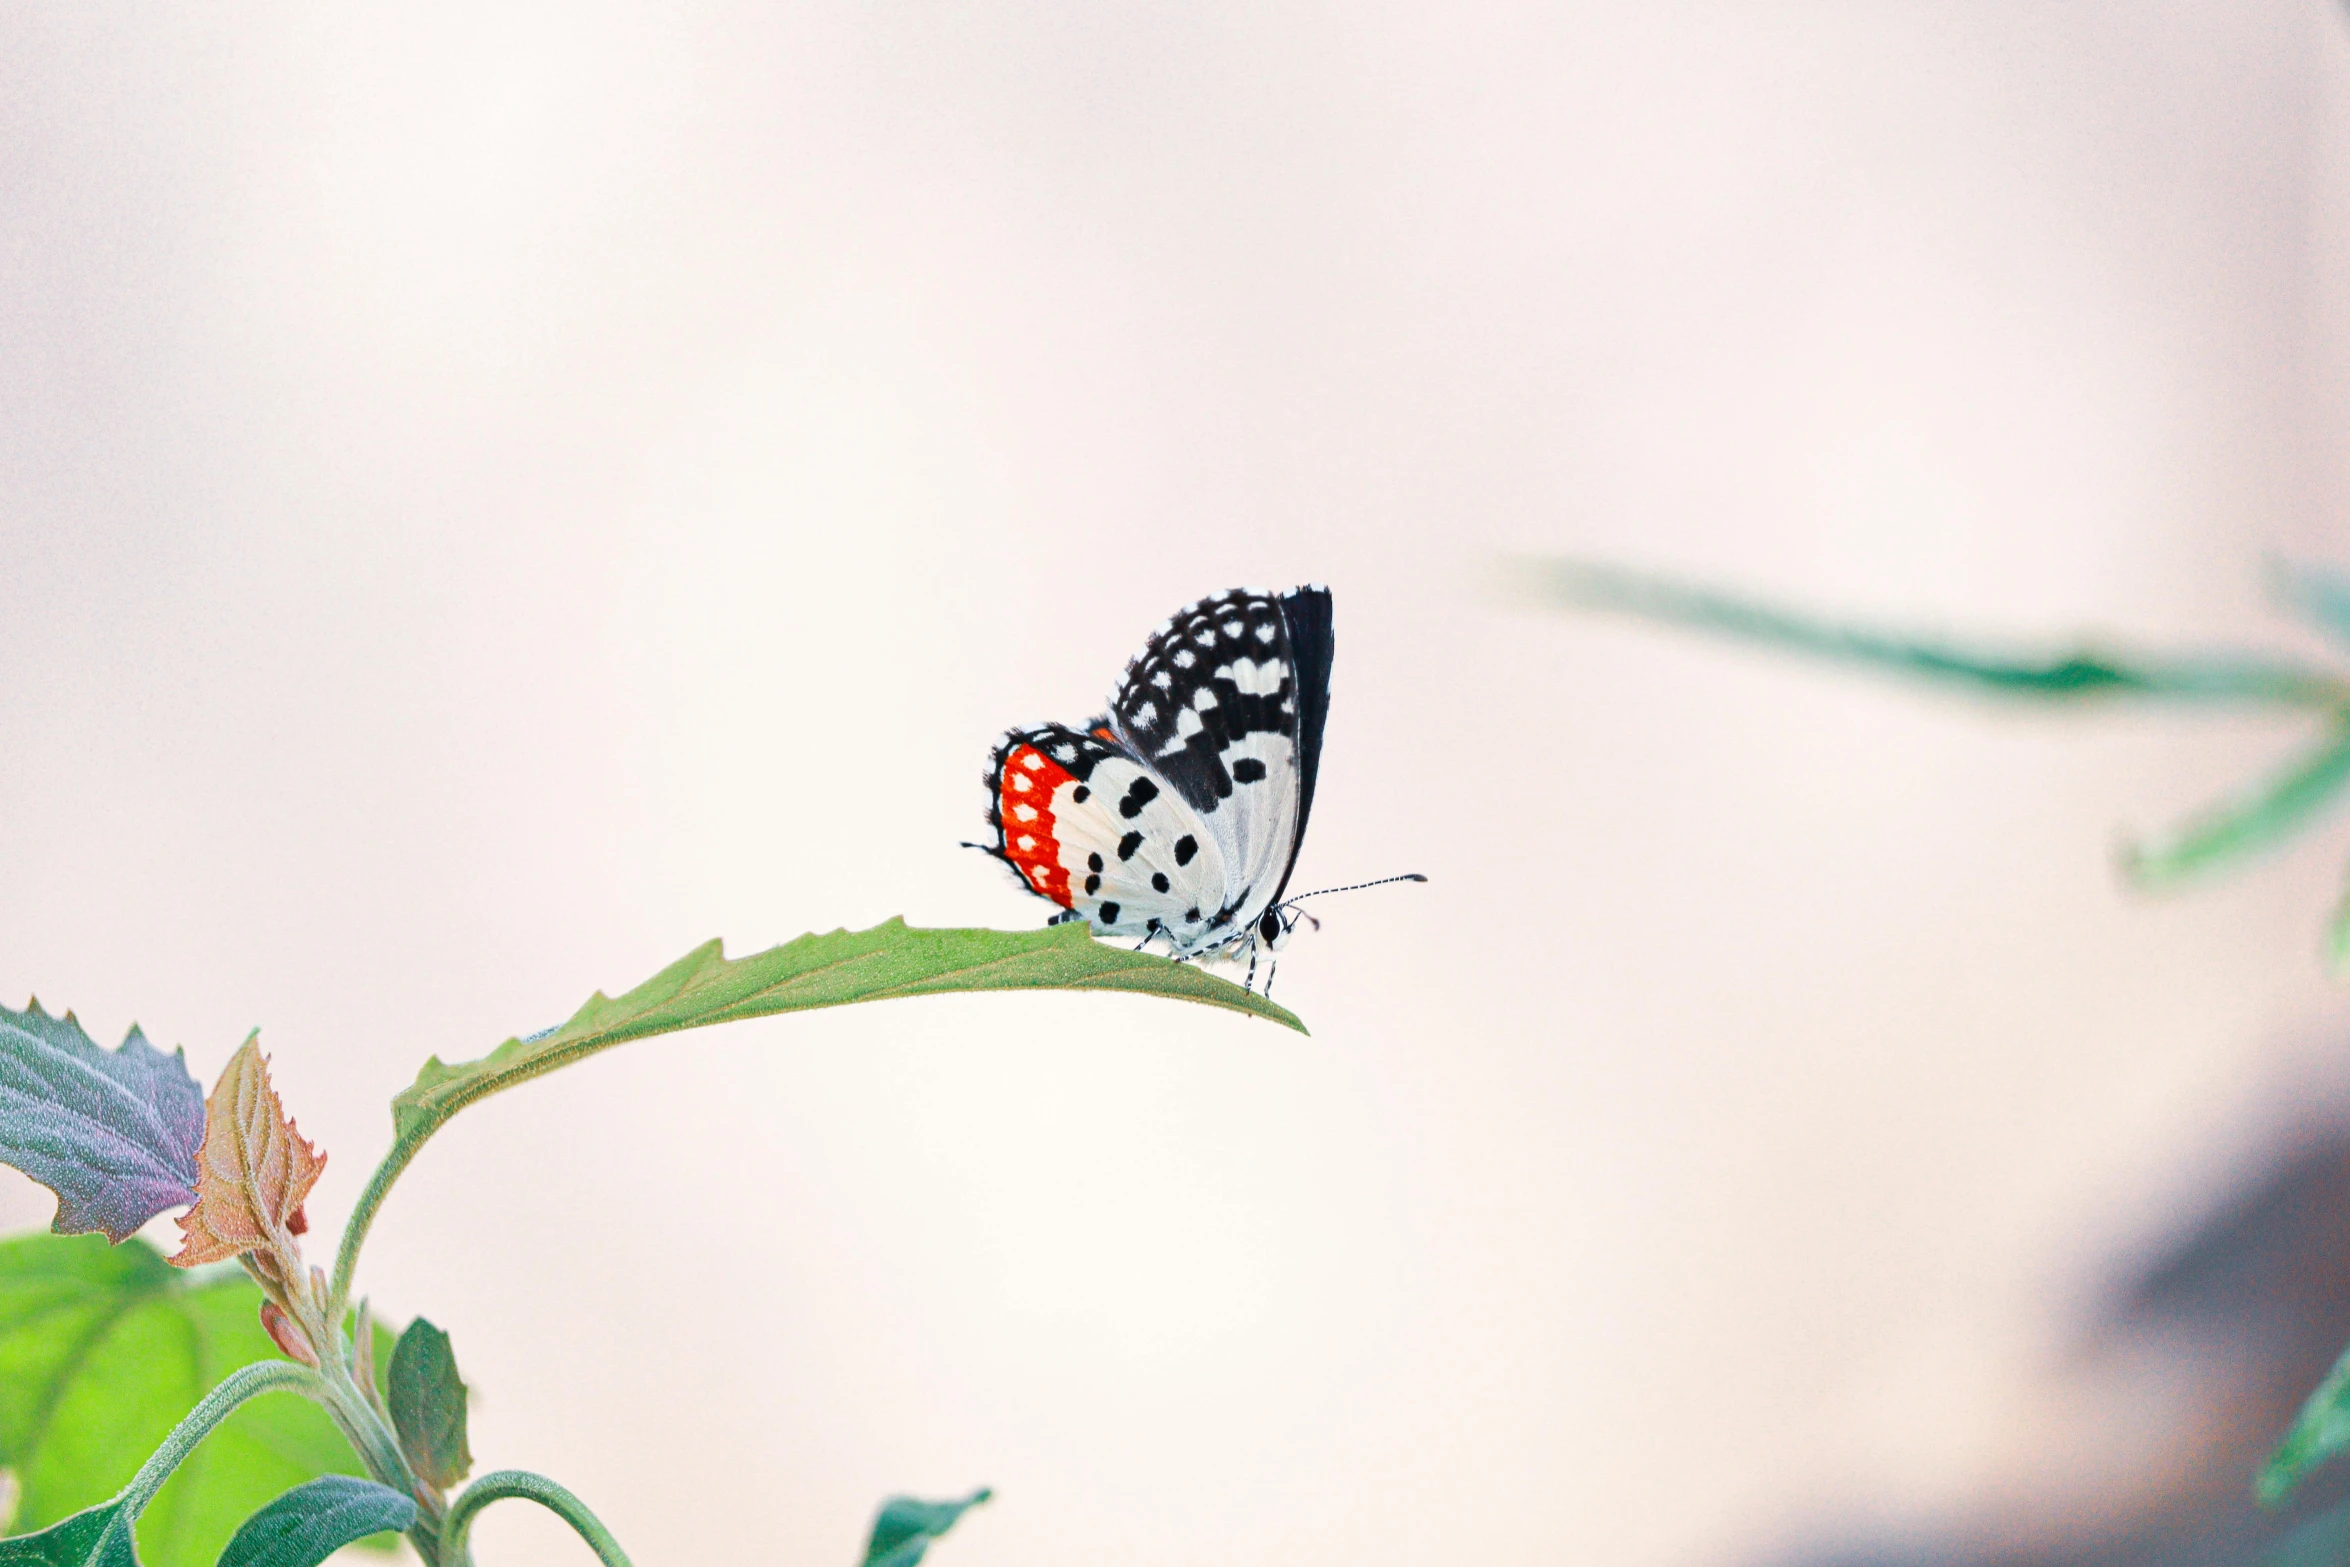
[
  {"xmin": 0, "ymin": 1499, "xmax": 133, "ymax": 1566},
  {"xmin": 212, "ymin": 1478, "xmax": 413, "ymax": 1567},
  {"xmin": 1528, "ymin": 560, "xmax": 2350, "ymax": 708},
  {"xmin": 2123, "ymin": 726, "xmax": 2350, "ymax": 886},
  {"xmin": 394, "ymin": 918, "xmax": 1303, "ymax": 1147},
  {"xmin": 2261, "ymin": 1334, "xmax": 2350, "ymax": 1506},
  {"xmin": 2274, "ymin": 560, "xmax": 2350, "ymax": 652},
  {"xmin": 859, "ymin": 1489, "xmax": 990, "ymax": 1567},
  {"xmin": 386, "ymin": 1320, "xmax": 469, "ymax": 1491},
  {"xmin": 2262, "ymin": 1494, "xmax": 2350, "ymax": 1567},
  {"xmin": 0, "ymin": 1234, "xmax": 393, "ymax": 1566},
  {"xmin": 1529, "ymin": 559, "xmax": 2350, "ymax": 896}
]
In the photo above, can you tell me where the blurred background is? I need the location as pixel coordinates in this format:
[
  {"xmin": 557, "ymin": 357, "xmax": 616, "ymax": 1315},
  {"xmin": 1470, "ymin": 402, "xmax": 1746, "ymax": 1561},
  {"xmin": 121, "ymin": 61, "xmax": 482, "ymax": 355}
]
[{"xmin": 6, "ymin": 3, "xmax": 2350, "ymax": 1563}]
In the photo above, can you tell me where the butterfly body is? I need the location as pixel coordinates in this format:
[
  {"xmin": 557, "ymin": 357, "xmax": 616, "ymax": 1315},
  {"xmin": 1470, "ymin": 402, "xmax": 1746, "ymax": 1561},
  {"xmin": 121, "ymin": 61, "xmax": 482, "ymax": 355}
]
[{"xmin": 985, "ymin": 586, "xmax": 1332, "ymax": 961}]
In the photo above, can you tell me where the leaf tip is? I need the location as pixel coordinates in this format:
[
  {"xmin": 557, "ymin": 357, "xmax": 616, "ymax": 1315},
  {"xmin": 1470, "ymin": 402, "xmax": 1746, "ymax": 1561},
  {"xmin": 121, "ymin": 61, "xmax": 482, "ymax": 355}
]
[
  {"xmin": 171, "ymin": 1035, "xmax": 328, "ymax": 1275},
  {"xmin": 2256, "ymin": 1449, "xmax": 2301, "ymax": 1510}
]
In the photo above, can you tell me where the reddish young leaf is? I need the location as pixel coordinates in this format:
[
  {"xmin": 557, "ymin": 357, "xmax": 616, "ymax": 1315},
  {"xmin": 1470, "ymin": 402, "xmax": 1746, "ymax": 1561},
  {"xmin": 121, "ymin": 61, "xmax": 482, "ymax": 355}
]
[{"xmin": 170, "ymin": 1036, "xmax": 326, "ymax": 1270}]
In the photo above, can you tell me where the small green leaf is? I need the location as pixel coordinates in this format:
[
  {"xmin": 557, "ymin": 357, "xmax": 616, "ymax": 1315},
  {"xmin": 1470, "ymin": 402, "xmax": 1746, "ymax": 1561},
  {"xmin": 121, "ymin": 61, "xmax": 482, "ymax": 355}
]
[
  {"xmin": 0, "ymin": 1234, "xmax": 390, "ymax": 1567},
  {"xmin": 212, "ymin": 1478, "xmax": 413, "ymax": 1567},
  {"xmin": 1524, "ymin": 560, "xmax": 2350, "ymax": 709},
  {"xmin": 393, "ymin": 919, "xmax": 1304, "ymax": 1146},
  {"xmin": 386, "ymin": 1321, "xmax": 469, "ymax": 1490},
  {"xmin": 0, "ymin": 1500, "xmax": 135, "ymax": 1566},
  {"xmin": 2260, "ymin": 1335, "xmax": 2350, "ymax": 1506},
  {"xmin": 858, "ymin": 1489, "xmax": 990, "ymax": 1567},
  {"xmin": 2121, "ymin": 727, "xmax": 2350, "ymax": 886}
]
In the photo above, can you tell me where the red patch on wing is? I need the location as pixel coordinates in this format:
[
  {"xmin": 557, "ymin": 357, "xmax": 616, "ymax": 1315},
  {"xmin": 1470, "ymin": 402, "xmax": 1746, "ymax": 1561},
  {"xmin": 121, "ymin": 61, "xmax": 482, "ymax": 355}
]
[{"xmin": 999, "ymin": 743, "xmax": 1079, "ymax": 907}]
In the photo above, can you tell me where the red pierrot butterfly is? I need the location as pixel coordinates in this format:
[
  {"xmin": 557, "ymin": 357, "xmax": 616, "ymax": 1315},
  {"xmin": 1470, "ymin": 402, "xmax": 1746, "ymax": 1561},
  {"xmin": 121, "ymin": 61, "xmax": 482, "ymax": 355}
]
[{"xmin": 975, "ymin": 585, "xmax": 1418, "ymax": 985}]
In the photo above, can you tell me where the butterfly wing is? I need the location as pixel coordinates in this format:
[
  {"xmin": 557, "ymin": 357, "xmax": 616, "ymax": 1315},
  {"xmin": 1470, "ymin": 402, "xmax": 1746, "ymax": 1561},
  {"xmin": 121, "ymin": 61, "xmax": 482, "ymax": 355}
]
[
  {"xmin": 1105, "ymin": 586, "xmax": 1333, "ymax": 947},
  {"xmin": 1272, "ymin": 585, "xmax": 1332, "ymax": 906},
  {"xmin": 987, "ymin": 724, "xmax": 1233, "ymax": 945}
]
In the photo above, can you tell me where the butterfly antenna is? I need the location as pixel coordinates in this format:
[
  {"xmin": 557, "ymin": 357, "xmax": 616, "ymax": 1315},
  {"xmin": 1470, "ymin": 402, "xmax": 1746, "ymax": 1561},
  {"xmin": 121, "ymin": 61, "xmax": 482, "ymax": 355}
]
[{"xmin": 1281, "ymin": 872, "xmax": 1428, "ymax": 906}]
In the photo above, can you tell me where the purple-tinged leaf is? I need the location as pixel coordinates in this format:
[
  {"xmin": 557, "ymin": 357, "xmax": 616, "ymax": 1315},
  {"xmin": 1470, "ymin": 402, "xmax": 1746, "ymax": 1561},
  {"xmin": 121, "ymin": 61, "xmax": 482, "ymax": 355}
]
[{"xmin": 0, "ymin": 1000, "xmax": 203, "ymax": 1244}]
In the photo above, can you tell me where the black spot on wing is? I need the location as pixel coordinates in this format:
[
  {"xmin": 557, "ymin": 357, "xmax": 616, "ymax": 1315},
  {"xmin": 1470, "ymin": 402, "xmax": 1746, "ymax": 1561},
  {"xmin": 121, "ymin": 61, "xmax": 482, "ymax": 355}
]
[
  {"xmin": 1232, "ymin": 758, "xmax": 1266, "ymax": 783},
  {"xmin": 977, "ymin": 722, "xmax": 1140, "ymax": 906},
  {"xmin": 1099, "ymin": 901, "xmax": 1122, "ymax": 925},
  {"xmin": 1174, "ymin": 834, "xmax": 1197, "ymax": 865},
  {"xmin": 1119, "ymin": 776, "xmax": 1159, "ymax": 818},
  {"xmin": 1117, "ymin": 830, "xmax": 1143, "ymax": 860}
]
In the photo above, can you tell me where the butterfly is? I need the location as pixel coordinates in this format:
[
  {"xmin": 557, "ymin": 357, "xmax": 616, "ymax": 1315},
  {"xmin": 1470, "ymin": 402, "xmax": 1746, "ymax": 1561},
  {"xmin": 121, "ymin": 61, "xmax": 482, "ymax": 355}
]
[{"xmin": 980, "ymin": 586, "xmax": 1335, "ymax": 972}]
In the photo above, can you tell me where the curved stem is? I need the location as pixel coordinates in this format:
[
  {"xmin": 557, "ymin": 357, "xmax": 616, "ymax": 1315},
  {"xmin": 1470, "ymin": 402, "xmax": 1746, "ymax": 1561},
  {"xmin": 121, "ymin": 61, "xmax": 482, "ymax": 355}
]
[
  {"xmin": 440, "ymin": 1471, "xmax": 632, "ymax": 1567},
  {"xmin": 120, "ymin": 1360, "xmax": 324, "ymax": 1519},
  {"xmin": 327, "ymin": 1135, "xmax": 421, "ymax": 1326}
]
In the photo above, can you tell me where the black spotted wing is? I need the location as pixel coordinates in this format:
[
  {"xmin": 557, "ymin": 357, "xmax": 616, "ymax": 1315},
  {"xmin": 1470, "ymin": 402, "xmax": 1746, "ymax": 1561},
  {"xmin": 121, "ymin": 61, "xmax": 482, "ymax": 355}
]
[{"xmin": 1104, "ymin": 586, "xmax": 1332, "ymax": 941}]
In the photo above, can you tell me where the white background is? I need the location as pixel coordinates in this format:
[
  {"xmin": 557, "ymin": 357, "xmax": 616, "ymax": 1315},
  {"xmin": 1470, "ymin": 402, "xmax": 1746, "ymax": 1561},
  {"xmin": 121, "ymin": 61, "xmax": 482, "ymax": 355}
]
[{"xmin": 6, "ymin": 3, "xmax": 2350, "ymax": 1563}]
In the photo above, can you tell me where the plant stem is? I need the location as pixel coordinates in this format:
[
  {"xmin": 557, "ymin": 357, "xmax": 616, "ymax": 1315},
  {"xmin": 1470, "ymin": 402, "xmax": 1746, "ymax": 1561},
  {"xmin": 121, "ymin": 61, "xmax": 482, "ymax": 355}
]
[
  {"xmin": 119, "ymin": 1360, "xmax": 323, "ymax": 1519},
  {"xmin": 303, "ymin": 1346, "xmax": 442, "ymax": 1562},
  {"xmin": 440, "ymin": 1471, "xmax": 633, "ymax": 1567},
  {"xmin": 327, "ymin": 1136, "xmax": 417, "ymax": 1329}
]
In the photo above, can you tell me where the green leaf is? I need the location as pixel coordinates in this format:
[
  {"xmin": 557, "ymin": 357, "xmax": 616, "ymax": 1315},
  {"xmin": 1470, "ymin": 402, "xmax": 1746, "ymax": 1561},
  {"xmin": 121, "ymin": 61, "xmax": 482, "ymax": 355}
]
[
  {"xmin": 386, "ymin": 1320, "xmax": 468, "ymax": 1490},
  {"xmin": 1525, "ymin": 560, "xmax": 2350, "ymax": 709},
  {"xmin": 212, "ymin": 1478, "xmax": 413, "ymax": 1567},
  {"xmin": 0, "ymin": 1234, "xmax": 391, "ymax": 1567},
  {"xmin": 327, "ymin": 919, "xmax": 1305, "ymax": 1319},
  {"xmin": 2122, "ymin": 726, "xmax": 2350, "ymax": 886},
  {"xmin": 2273, "ymin": 560, "xmax": 2350, "ymax": 653},
  {"xmin": 1527, "ymin": 560, "xmax": 2350, "ymax": 888},
  {"xmin": 858, "ymin": 1489, "xmax": 990, "ymax": 1567},
  {"xmin": 0, "ymin": 1499, "xmax": 135, "ymax": 1566},
  {"xmin": 2261, "ymin": 1335, "xmax": 2350, "ymax": 1506},
  {"xmin": 393, "ymin": 918, "xmax": 1303, "ymax": 1146}
]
